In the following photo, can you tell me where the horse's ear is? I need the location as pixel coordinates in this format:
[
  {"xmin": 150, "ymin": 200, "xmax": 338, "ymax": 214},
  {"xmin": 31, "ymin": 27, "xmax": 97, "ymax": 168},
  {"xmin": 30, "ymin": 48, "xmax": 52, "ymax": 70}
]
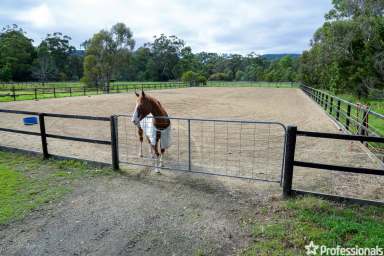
[
  {"xmin": 135, "ymin": 91, "xmax": 139, "ymax": 97},
  {"xmin": 141, "ymin": 89, "xmax": 145, "ymax": 97}
]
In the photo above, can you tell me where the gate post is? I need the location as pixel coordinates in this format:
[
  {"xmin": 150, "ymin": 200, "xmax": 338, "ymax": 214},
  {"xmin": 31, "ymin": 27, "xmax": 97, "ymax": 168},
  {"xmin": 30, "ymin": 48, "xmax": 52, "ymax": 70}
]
[
  {"xmin": 38, "ymin": 113, "xmax": 49, "ymax": 159},
  {"xmin": 110, "ymin": 115, "xmax": 119, "ymax": 170},
  {"xmin": 283, "ymin": 126, "xmax": 297, "ymax": 198}
]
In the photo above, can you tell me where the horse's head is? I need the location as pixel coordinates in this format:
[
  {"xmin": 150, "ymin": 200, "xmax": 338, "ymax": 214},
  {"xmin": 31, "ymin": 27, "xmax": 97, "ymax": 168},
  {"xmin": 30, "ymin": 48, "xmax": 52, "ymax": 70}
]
[{"xmin": 131, "ymin": 90, "xmax": 151, "ymax": 126}]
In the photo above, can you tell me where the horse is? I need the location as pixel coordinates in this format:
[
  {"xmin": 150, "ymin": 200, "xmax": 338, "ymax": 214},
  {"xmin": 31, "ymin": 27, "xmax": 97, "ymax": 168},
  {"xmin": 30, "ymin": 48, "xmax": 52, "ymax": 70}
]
[{"xmin": 131, "ymin": 90, "xmax": 171, "ymax": 173}]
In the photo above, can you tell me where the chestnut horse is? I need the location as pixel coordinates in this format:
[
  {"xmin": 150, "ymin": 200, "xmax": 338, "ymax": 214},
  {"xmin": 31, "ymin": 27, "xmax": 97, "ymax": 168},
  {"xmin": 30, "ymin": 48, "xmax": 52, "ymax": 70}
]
[{"xmin": 131, "ymin": 90, "xmax": 171, "ymax": 172}]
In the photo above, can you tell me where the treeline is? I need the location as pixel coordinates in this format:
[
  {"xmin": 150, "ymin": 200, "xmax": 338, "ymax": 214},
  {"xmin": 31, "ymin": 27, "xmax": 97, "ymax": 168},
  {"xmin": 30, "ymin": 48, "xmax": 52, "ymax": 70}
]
[
  {"xmin": 0, "ymin": 23, "xmax": 299, "ymax": 87},
  {"xmin": 0, "ymin": 25, "xmax": 82, "ymax": 82},
  {"xmin": 1, "ymin": 0, "xmax": 383, "ymax": 99},
  {"xmin": 300, "ymin": 0, "xmax": 384, "ymax": 98}
]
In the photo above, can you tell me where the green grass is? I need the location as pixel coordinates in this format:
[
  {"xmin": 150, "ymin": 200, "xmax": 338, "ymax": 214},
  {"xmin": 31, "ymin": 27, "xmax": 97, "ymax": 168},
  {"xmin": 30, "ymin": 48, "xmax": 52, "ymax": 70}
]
[
  {"xmin": 241, "ymin": 197, "xmax": 384, "ymax": 255},
  {"xmin": 0, "ymin": 150, "xmax": 114, "ymax": 225}
]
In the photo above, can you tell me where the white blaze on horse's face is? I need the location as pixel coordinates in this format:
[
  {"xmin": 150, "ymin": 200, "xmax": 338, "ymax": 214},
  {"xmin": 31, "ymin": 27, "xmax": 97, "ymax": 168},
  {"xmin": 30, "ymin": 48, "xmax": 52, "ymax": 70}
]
[{"xmin": 132, "ymin": 103, "xmax": 140, "ymax": 126}]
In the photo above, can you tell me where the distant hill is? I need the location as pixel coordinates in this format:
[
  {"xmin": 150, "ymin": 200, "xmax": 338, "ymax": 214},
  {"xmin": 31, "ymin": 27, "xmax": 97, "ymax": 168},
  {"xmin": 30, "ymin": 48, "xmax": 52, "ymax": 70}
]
[
  {"xmin": 72, "ymin": 49, "xmax": 85, "ymax": 57},
  {"xmin": 262, "ymin": 54, "xmax": 300, "ymax": 61}
]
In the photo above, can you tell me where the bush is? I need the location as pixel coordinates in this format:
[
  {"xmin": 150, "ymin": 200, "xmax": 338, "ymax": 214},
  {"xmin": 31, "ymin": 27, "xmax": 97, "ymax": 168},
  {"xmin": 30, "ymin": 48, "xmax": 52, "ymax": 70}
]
[
  {"xmin": 208, "ymin": 72, "xmax": 229, "ymax": 81},
  {"xmin": 181, "ymin": 71, "xmax": 206, "ymax": 86}
]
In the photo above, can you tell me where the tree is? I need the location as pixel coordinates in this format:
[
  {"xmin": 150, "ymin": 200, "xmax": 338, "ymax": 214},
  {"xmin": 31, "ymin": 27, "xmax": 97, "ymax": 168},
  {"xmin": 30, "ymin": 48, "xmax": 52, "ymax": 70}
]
[
  {"xmin": 32, "ymin": 42, "xmax": 57, "ymax": 84},
  {"xmin": 82, "ymin": 23, "xmax": 135, "ymax": 89},
  {"xmin": 0, "ymin": 24, "xmax": 35, "ymax": 81},
  {"xmin": 300, "ymin": 0, "xmax": 384, "ymax": 98},
  {"xmin": 0, "ymin": 63, "xmax": 12, "ymax": 82},
  {"xmin": 145, "ymin": 34, "xmax": 185, "ymax": 81},
  {"xmin": 42, "ymin": 32, "xmax": 76, "ymax": 80}
]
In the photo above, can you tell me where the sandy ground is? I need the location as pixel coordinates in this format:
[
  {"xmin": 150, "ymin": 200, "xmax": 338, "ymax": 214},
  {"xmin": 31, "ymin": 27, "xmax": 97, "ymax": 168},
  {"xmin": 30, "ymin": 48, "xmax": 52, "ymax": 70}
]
[
  {"xmin": 0, "ymin": 87, "xmax": 383, "ymax": 255},
  {"xmin": 0, "ymin": 87, "xmax": 382, "ymax": 198}
]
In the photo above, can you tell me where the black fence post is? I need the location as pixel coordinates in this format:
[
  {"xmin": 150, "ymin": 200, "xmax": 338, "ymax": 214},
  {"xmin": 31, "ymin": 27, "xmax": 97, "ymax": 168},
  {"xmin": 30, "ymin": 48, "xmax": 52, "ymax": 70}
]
[
  {"xmin": 83, "ymin": 87, "xmax": 86, "ymax": 96},
  {"xmin": 53, "ymin": 88, "xmax": 56, "ymax": 98},
  {"xmin": 110, "ymin": 115, "xmax": 119, "ymax": 170},
  {"xmin": 336, "ymin": 100, "xmax": 341, "ymax": 121},
  {"xmin": 283, "ymin": 125, "xmax": 297, "ymax": 198},
  {"xmin": 346, "ymin": 105, "xmax": 352, "ymax": 131},
  {"xmin": 34, "ymin": 88, "xmax": 37, "ymax": 100},
  {"xmin": 38, "ymin": 113, "xmax": 49, "ymax": 159},
  {"xmin": 329, "ymin": 97, "xmax": 333, "ymax": 115},
  {"xmin": 359, "ymin": 108, "xmax": 369, "ymax": 137},
  {"xmin": 324, "ymin": 95, "xmax": 328, "ymax": 110},
  {"xmin": 12, "ymin": 86, "xmax": 16, "ymax": 101},
  {"xmin": 69, "ymin": 87, "xmax": 72, "ymax": 97}
]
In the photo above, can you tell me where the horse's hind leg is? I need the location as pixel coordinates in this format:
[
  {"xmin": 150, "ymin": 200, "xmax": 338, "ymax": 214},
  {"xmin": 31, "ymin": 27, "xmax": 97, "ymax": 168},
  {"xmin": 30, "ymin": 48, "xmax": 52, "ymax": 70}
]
[
  {"xmin": 138, "ymin": 127, "xmax": 144, "ymax": 157},
  {"xmin": 146, "ymin": 136, "xmax": 154, "ymax": 158}
]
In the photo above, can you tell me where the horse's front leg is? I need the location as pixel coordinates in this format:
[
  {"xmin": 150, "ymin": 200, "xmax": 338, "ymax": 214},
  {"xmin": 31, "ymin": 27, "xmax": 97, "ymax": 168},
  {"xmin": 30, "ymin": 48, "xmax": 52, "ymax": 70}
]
[
  {"xmin": 160, "ymin": 148, "xmax": 165, "ymax": 167},
  {"xmin": 138, "ymin": 127, "xmax": 144, "ymax": 157},
  {"xmin": 153, "ymin": 131, "xmax": 161, "ymax": 173}
]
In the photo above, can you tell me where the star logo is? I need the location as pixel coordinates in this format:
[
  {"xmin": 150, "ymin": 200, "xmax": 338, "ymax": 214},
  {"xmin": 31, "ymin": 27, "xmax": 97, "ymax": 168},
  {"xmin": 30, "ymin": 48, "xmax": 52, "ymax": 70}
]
[{"xmin": 305, "ymin": 241, "xmax": 319, "ymax": 255}]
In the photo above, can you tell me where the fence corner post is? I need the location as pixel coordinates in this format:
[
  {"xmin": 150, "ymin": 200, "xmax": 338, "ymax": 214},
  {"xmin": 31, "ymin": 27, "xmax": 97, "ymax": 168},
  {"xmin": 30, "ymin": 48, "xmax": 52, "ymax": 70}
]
[
  {"xmin": 110, "ymin": 115, "xmax": 119, "ymax": 170},
  {"xmin": 38, "ymin": 113, "xmax": 49, "ymax": 159},
  {"xmin": 283, "ymin": 125, "xmax": 297, "ymax": 198}
]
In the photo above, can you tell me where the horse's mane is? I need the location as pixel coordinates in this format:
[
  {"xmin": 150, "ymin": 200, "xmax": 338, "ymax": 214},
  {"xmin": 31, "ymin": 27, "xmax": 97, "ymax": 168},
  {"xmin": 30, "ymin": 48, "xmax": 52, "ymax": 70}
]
[{"xmin": 147, "ymin": 95, "xmax": 168, "ymax": 117}]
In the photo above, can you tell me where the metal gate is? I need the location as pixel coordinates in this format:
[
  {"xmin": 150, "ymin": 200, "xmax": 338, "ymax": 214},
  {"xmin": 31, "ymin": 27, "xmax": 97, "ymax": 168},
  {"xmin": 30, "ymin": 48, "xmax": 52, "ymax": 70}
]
[{"xmin": 117, "ymin": 115, "xmax": 286, "ymax": 183}]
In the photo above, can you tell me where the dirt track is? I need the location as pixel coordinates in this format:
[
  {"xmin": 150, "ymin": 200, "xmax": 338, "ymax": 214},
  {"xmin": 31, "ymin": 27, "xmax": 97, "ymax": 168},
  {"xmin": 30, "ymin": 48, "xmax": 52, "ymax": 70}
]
[{"xmin": 0, "ymin": 87, "xmax": 383, "ymax": 255}]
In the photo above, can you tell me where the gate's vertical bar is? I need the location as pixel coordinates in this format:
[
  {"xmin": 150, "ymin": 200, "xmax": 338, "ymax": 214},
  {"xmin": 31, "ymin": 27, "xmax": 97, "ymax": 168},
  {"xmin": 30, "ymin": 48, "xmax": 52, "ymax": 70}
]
[
  {"xmin": 111, "ymin": 115, "xmax": 119, "ymax": 170},
  {"xmin": 188, "ymin": 119, "xmax": 191, "ymax": 171},
  {"xmin": 39, "ymin": 113, "xmax": 49, "ymax": 159},
  {"xmin": 283, "ymin": 126, "xmax": 297, "ymax": 198}
]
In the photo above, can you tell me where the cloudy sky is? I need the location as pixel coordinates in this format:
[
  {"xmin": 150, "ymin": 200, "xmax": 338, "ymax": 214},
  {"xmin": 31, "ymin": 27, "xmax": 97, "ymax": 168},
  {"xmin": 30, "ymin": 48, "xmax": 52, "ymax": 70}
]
[{"xmin": 0, "ymin": 0, "xmax": 333, "ymax": 54}]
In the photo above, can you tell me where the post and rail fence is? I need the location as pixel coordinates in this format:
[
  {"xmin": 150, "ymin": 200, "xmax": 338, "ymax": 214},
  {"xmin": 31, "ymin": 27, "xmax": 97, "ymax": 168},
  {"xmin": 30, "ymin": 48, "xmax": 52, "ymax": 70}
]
[
  {"xmin": 300, "ymin": 84, "xmax": 384, "ymax": 162},
  {"xmin": 0, "ymin": 109, "xmax": 119, "ymax": 170},
  {"xmin": 0, "ymin": 82, "xmax": 188, "ymax": 102},
  {"xmin": 282, "ymin": 125, "xmax": 384, "ymax": 206}
]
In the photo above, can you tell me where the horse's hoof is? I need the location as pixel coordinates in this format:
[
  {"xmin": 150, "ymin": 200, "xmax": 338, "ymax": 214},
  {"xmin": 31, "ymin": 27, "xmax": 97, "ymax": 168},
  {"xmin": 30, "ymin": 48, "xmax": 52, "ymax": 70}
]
[{"xmin": 154, "ymin": 169, "xmax": 161, "ymax": 174}]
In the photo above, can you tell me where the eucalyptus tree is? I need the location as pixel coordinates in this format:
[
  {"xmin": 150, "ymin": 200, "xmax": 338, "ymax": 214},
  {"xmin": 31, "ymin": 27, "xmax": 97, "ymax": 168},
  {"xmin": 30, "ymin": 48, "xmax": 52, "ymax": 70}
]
[
  {"xmin": 82, "ymin": 23, "xmax": 135, "ymax": 89},
  {"xmin": 0, "ymin": 25, "xmax": 35, "ymax": 81}
]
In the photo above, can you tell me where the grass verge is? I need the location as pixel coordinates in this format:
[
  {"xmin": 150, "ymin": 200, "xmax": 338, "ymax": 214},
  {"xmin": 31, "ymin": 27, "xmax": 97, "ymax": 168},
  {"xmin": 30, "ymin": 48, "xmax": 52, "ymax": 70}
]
[
  {"xmin": 0, "ymin": 150, "xmax": 114, "ymax": 225},
  {"xmin": 241, "ymin": 196, "xmax": 384, "ymax": 255}
]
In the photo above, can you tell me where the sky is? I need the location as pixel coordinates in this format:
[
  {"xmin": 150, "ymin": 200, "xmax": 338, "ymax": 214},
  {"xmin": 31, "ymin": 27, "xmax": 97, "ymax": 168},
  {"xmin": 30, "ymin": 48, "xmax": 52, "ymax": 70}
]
[{"xmin": 0, "ymin": 0, "xmax": 333, "ymax": 54}]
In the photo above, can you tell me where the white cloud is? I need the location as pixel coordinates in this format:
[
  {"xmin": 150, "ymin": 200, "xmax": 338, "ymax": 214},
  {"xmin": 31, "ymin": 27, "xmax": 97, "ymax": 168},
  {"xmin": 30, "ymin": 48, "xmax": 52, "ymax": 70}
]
[
  {"xmin": 1, "ymin": 0, "xmax": 333, "ymax": 53},
  {"xmin": 15, "ymin": 3, "xmax": 56, "ymax": 28}
]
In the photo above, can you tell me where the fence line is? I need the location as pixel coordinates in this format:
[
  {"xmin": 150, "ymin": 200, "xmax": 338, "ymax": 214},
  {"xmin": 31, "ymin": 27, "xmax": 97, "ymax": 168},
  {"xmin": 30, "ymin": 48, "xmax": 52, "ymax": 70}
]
[
  {"xmin": 283, "ymin": 126, "xmax": 384, "ymax": 206},
  {"xmin": 301, "ymin": 85, "xmax": 384, "ymax": 162},
  {"xmin": 0, "ymin": 109, "xmax": 119, "ymax": 170},
  {"xmin": 0, "ymin": 82, "xmax": 188, "ymax": 101},
  {"xmin": 0, "ymin": 81, "xmax": 298, "ymax": 102},
  {"xmin": 301, "ymin": 85, "xmax": 383, "ymax": 135}
]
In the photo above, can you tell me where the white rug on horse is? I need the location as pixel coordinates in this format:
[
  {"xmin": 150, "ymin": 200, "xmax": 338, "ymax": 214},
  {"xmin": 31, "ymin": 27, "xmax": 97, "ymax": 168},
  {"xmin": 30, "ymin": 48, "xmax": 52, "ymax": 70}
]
[{"xmin": 140, "ymin": 114, "xmax": 171, "ymax": 149}]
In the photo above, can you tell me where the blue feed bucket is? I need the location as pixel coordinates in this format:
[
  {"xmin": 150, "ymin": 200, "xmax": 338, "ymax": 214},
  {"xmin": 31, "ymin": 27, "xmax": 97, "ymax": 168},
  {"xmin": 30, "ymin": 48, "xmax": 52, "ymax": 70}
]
[{"xmin": 23, "ymin": 116, "xmax": 38, "ymax": 125}]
